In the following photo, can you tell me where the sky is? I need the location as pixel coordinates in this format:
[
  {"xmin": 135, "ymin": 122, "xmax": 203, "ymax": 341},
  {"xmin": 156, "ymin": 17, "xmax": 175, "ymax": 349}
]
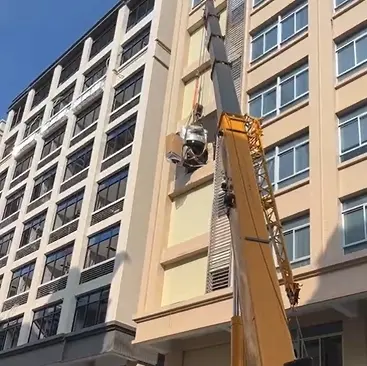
[{"xmin": 0, "ymin": 0, "xmax": 119, "ymax": 119}]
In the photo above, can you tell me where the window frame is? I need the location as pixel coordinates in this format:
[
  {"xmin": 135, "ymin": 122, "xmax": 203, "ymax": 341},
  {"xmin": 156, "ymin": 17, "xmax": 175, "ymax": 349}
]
[
  {"xmin": 3, "ymin": 188, "xmax": 24, "ymax": 219},
  {"xmin": 53, "ymin": 191, "xmax": 84, "ymax": 230},
  {"xmin": 20, "ymin": 211, "xmax": 47, "ymax": 248},
  {"xmin": 24, "ymin": 110, "xmax": 44, "ymax": 138},
  {"xmin": 126, "ymin": 0, "xmax": 154, "ymax": 31},
  {"xmin": 32, "ymin": 79, "xmax": 52, "ymax": 109},
  {"xmin": 8, "ymin": 261, "xmax": 35, "ymax": 298},
  {"xmin": 31, "ymin": 166, "xmax": 57, "ymax": 202},
  {"xmin": 0, "ymin": 169, "xmax": 8, "ymax": 192},
  {"xmin": 64, "ymin": 143, "xmax": 93, "ymax": 181},
  {"xmin": 42, "ymin": 244, "xmax": 73, "ymax": 284},
  {"xmin": 89, "ymin": 23, "xmax": 116, "ymax": 60},
  {"xmin": 58, "ymin": 50, "xmax": 82, "ymax": 86},
  {"xmin": 0, "ymin": 316, "xmax": 23, "ymax": 351},
  {"xmin": 13, "ymin": 150, "xmax": 34, "ymax": 178},
  {"xmin": 41, "ymin": 126, "xmax": 65, "ymax": 160},
  {"xmin": 3, "ymin": 135, "xmax": 17, "ymax": 158},
  {"xmin": 120, "ymin": 24, "xmax": 150, "ymax": 65},
  {"xmin": 73, "ymin": 99, "xmax": 101, "ymax": 136},
  {"xmin": 334, "ymin": 0, "xmax": 352, "ymax": 10},
  {"xmin": 0, "ymin": 230, "xmax": 14, "ymax": 259},
  {"xmin": 83, "ymin": 58, "xmax": 109, "ymax": 92},
  {"xmin": 11, "ymin": 103, "xmax": 25, "ymax": 129},
  {"xmin": 51, "ymin": 84, "xmax": 75, "ymax": 116}
]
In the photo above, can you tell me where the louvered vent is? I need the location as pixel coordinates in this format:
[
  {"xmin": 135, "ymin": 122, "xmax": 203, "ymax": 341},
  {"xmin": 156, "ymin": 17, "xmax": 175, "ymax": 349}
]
[
  {"xmin": 2, "ymin": 292, "xmax": 28, "ymax": 312},
  {"xmin": 49, "ymin": 220, "xmax": 79, "ymax": 244},
  {"xmin": 0, "ymin": 212, "xmax": 19, "ymax": 230},
  {"xmin": 70, "ymin": 123, "xmax": 97, "ymax": 147},
  {"xmin": 0, "ymin": 256, "xmax": 8, "ymax": 269},
  {"xmin": 37, "ymin": 148, "xmax": 61, "ymax": 170},
  {"xmin": 90, "ymin": 200, "xmax": 124, "ymax": 226},
  {"xmin": 60, "ymin": 169, "xmax": 88, "ymax": 193},
  {"xmin": 27, "ymin": 192, "xmax": 52, "ymax": 213},
  {"xmin": 80, "ymin": 259, "xmax": 115, "ymax": 284},
  {"xmin": 36, "ymin": 276, "xmax": 68, "ymax": 299},
  {"xmin": 9, "ymin": 171, "xmax": 29, "ymax": 189},
  {"xmin": 15, "ymin": 239, "xmax": 40, "ymax": 261},
  {"xmin": 101, "ymin": 146, "xmax": 132, "ymax": 171}
]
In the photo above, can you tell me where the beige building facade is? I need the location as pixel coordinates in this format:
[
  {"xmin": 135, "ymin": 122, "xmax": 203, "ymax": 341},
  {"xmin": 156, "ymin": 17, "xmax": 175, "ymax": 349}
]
[{"xmin": 133, "ymin": 0, "xmax": 367, "ymax": 365}]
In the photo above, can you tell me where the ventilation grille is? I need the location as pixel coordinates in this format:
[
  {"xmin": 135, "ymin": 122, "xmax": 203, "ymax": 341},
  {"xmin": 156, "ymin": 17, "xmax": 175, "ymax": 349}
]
[
  {"xmin": 37, "ymin": 148, "xmax": 61, "ymax": 170},
  {"xmin": 60, "ymin": 169, "xmax": 88, "ymax": 193},
  {"xmin": 109, "ymin": 97, "xmax": 140, "ymax": 123},
  {"xmin": 36, "ymin": 276, "xmax": 68, "ymax": 299},
  {"xmin": 91, "ymin": 200, "xmax": 124, "ymax": 226},
  {"xmin": 27, "ymin": 192, "xmax": 52, "ymax": 213},
  {"xmin": 101, "ymin": 146, "xmax": 132, "ymax": 171},
  {"xmin": 0, "ymin": 256, "xmax": 8, "ymax": 269},
  {"xmin": 9, "ymin": 171, "xmax": 29, "ymax": 189},
  {"xmin": 2, "ymin": 292, "xmax": 28, "ymax": 312},
  {"xmin": 80, "ymin": 259, "xmax": 115, "ymax": 284},
  {"xmin": 15, "ymin": 239, "xmax": 41, "ymax": 261},
  {"xmin": 70, "ymin": 123, "xmax": 97, "ymax": 147},
  {"xmin": 0, "ymin": 212, "xmax": 19, "ymax": 230},
  {"xmin": 49, "ymin": 220, "xmax": 79, "ymax": 244}
]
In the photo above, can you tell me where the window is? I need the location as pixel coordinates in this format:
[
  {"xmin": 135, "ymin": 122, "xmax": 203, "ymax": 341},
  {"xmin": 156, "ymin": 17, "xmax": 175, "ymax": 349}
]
[
  {"xmin": 83, "ymin": 58, "xmax": 109, "ymax": 91},
  {"xmin": 53, "ymin": 191, "xmax": 84, "ymax": 230},
  {"xmin": 3, "ymin": 188, "xmax": 24, "ymax": 219},
  {"xmin": 59, "ymin": 50, "xmax": 82, "ymax": 85},
  {"xmin": 72, "ymin": 287, "xmax": 110, "ymax": 331},
  {"xmin": 192, "ymin": 0, "xmax": 203, "ymax": 8},
  {"xmin": 0, "ymin": 316, "xmax": 23, "ymax": 351},
  {"xmin": 74, "ymin": 99, "xmax": 101, "ymax": 136},
  {"xmin": 335, "ymin": 0, "xmax": 353, "ymax": 9},
  {"xmin": 283, "ymin": 215, "xmax": 310, "ymax": 264},
  {"xmin": 20, "ymin": 211, "xmax": 47, "ymax": 248},
  {"xmin": 24, "ymin": 109, "xmax": 44, "ymax": 138},
  {"xmin": 11, "ymin": 102, "xmax": 25, "ymax": 129},
  {"xmin": 253, "ymin": 0, "xmax": 266, "ymax": 7},
  {"xmin": 249, "ymin": 63, "xmax": 309, "ymax": 120},
  {"xmin": 104, "ymin": 115, "xmax": 136, "ymax": 159},
  {"xmin": 31, "ymin": 167, "xmax": 57, "ymax": 201},
  {"xmin": 95, "ymin": 168, "xmax": 129, "ymax": 210},
  {"xmin": 336, "ymin": 28, "xmax": 367, "ymax": 77},
  {"xmin": 85, "ymin": 225, "xmax": 119, "ymax": 268},
  {"xmin": 29, "ymin": 303, "xmax": 62, "ymax": 342},
  {"xmin": 121, "ymin": 25, "xmax": 150, "ymax": 65},
  {"xmin": 90, "ymin": 23, "xmax": 116, "ymax": 60},
  {"xmin": 0, "ymin": 170, "xmax": 7, "ymax": 191},
  {"xmin": 64, "ymin": 143, "xmax": 93, "ymax": 181},
  {"xmin": 3, "ymin": 135, "xmax": 16, "ymax": 158},
  {"xmin": 8, "ymin": 261, "xmax": 35, "ymax": 297},
  {"xmin": 112, "ymin": 69, "xmax": 144, "ymax": 111},
  {"xmin": 127, "ymin": 0, "xmax": 154, "ymax": 31},
  {"xmin": 0, "ymin": 230, "xmax": 14, "ymax": 259},
  {"xmin": 42, "ymin": 245, "xmax": 73, "ymax": 283},
  {"xmin": 251, "ymin": 3, "xmax": 308, "ymax": 61},
  {"xmin": 32, "ymin": 78, "xmax": 52, "ymax": 108},
  {"xmin": 342, "ymin": 193, "xmax": 367, "ymax": 247},
  {"xmin": 41, "ymin": 126, "xmax": 65, "ymax": 159},
  {"xmin": 13, "ymin": 149, "xmax": 33, "ymax": 178},
  {"xmin": 266, "ymin": 134, "xmax": 309, "ymax": 190},
  {"xmin": 51, "ymin": 84, "xmax": 74, "ymax": 115}
]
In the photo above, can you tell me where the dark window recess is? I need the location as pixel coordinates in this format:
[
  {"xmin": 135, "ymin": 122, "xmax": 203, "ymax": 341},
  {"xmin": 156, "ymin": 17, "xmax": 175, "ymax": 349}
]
[
  {"xmin": 64, "ymin": 143, "xmax": 93, "ymax": 181},
  {"xmin": 3, "ymin": 188, "xmax": 24, "ymax": 219},
  {"xmin": 31, "ymin": 167, "xmax": 57, "ymax": 202},
  {"xmin": 13, "ymin": 150, "xmax": 33, "ymax": 178},
  {"xmin": 0, "ymin": 274, "xmax": 2, "ymax": 288},
  {"xmin": 72, "ymin": 287, "xmax": 109, "ymax": 331},
  {"xmin": 74, "ymin": 99, "xmax": 101, "ymax": 136},
  {"xmin": 53, "ymin": 190, "xmax": 84, "ymax": 230},
  {"xmin": 3, "ymin": 135, "xmax": 17, "ymax": 158},
  {"xmin": 41, "ymin": 125, "xmax": 65, "ymax": 159},
  {"xmin": 90, "ymin": 22, "xmax": 116, "ymax": 60},
  {"xmin": 112, "ymin": 69, "xmax": 144, "ymax": 111},
  {"xmin": 0, "ymin": 316, "xmax": 23, "ymax": 351},
  {"xmin": 59, "ymin": 49, "xmax": 82, "ymax": 85},
  {"xmin": 0, "ymin": 170, "xmax": 7, "ymax": 191},
  {"xmin": 83, "ymin": 58, "xmax": 109, "ymax": 91},
  {"xmin": 20, "ymin": 211, "xmax": 47, "ymax": 248},
  {"xmin": 104, "ymin": 116, "xmax": 136, "ymax": 159},
  {"xmin": 42, "ymin": 244, "xmax": 73, "ymax": 284},
  {"xmin": 8, "ymin": 261, "xmax": 35, "ymax": 298},
  {"xmin": 121, "ymin": 24, "xmax": 150, "ymax": 65},
  {"xmin": 127, "ymin": 0, "xmax": 155, "ymax": 31},
  {"xmin": 85, "ymin": 225, "xmax": 119, "ymax": 268},
  {"xmin": 24, "ymin": 109, "xmax": 44, "ymax": 138},
  {"xmin": 11, "ymin": 102, "xmax": 25, "ymax": 129},
  {"xmin": 51, "ymin": 84, "xmax": 75, "ymax": 115},
  {"xmin": 29, "ymin": 303, "xmax": 62, "ymax": 342},
  {"xmin": 0, "ymin": 230, "xmax": 14, "ymax": 259},
  {"xmin": 95, "ymin": 167, "xmax": 129, "ymax": 210},
  {"xmin": 32, "ymin": 78, "xmax": 52, "ymax": 108}
]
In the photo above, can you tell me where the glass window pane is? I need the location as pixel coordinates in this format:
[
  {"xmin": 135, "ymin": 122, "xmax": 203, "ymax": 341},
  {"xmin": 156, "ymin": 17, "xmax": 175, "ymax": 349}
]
[
  {"xmin": 266, "ymin": 157, "xmax": 275, "ymax": 184},
  {"xmin": 263, "ymin": 89, "xmax": 276, "ymax": 115},
  {"xmin": 295, "ymin": 7, "xmax": 308, "ymax": 31},
  {"xmin": 344, "ymin": 208, "xmax": 365, "ymax": 245},
  {"xmin": 337, "ymin": 43, "xmax": 355, "ymax": 75},
  {"xmin": 252, "ymin": 37, "xmax": 264, "ymax": 60},
  {"xmin": 360, "ymin": 115, "xmax": 367, "ymax": 144},
  {"xmin": 296, "ymin": 70, "xmax": 308, "ymax": 97},
  {"xmin": 281, "ymin": 15, "xmax": 294, "ymax": 42},
  {"xmin": 340, "ymin": 121, "xmax": 359, "ymax": 153},
  {"xmin": 106, "ymin": 183, "xmax": 119, "ymax": 204},
  {"xmin": 264, "ymin": 27, "xmax": 277, "ymax": 52},
  {"xmin": 295, "ymin": 143, "xmax": 309, "ymax": 172},
  {"xmin": 279, "ymin": 150, "xmax": 294, "ymax": 180},
  {"xmin": 321, "ymin": 335, "xmax": 343, "ymax": 366},
  {"xmin": 74, "ymin": 306, "xmax": 86, "ymax": 331},
  {"xmin": 249, "ymin": 96, "xmax": 262, "ymax": 117},
  {"xmin": 280, "ymin": 78, "xmax": 295, "ymax": 106},
  {"xmin": 84, "ymin": 302, "xmax": 99, "ymax": 328},
  {"xmin": 356, "ymin": 36, "xmax": 367, "ymax": 64},
  {"xmin": 294, "ymin": 226, "xmax": 310, "ymax": 258},
  {"xmin": 284, "ymin": 232, "xmax": 294, "ymax": 261}
]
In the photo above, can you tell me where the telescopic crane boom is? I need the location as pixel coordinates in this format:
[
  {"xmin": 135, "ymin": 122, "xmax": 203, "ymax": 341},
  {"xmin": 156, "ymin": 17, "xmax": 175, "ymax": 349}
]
[{"xmin": 202, "ymin": 1, "xmax": 311, "ymax": 365}]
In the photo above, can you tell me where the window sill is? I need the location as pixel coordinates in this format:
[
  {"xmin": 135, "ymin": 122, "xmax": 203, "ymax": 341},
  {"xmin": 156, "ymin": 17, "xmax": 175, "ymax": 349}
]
[
  {"xmin": 1, "ymin": 211, "xmax": 20, "ymax": 223},
  {"xmin": 62, "ymin": 166, "xmax": 89, "ymax": 187},
  {"xmin": 71, "ymin": 121, "xmax": 98, "ymax": 143},
  {"xmin": 39, "ymin": 146, "xmax": 62, "ymax": 165},
  {"xmin": 250, "ymin": 0, "xmax": 274, "ymax": 16},
  {"xmin": 261, "ymin": 99, "xmax": 309, "ymax": 129},
  {"xmin": 273, "ymin": 177, "xmax": 310, "ymax": 198},
  {"xmin": 109, "ymin": 94, "xmax": 141, "ymax": 119},
  {"xmin": 338, "ymin": 151, "xmax": 367, "ymax": 171},
  {"xmin": 102, "ymin": 143, "xmax": 133, "ymax": 164},
  {"xmin": 0, "ymin": 153, "xmax": 11, "ymax": 166},
  {"xmin": 6, "ymin": 290, "xmax": 30, "ymax": 302},
  {"xmin": 12, "ymin": 168, "xmax": 30, "ymax": 182},
  {"xmin": 333, "ymin": 0, "xmax": 363, "ymax": 19},
  {"xmin": 92, "ymin": 197, "xmax": 125, "ymax": 216},
  {"xmin": 29, "ymin": 190, "xmax": 52, "ymax": 205},
  {"xmin": 51, "ymin": 217, "xmax": 79, "ymax": 235},
  {"xmin": 40, "ymin": 273, "xmax": 68, "ymax": 287},
  {"xmin": 118, "ymin": 47, "xmax": 148, "ymax": 73},
  {"xmin": 335, "ymin": 65, "xmax": 367, "ymax": 91},
  {"xmin": 82, "ymin": 257, "xmax": 115, "ymax": 272},
  {"xmin": 18, "ymin": 237, "xmax": 41, "ymax": 251},
  {"xmin": 248, "ymin": 32, "xmax": 308, "ymax": 72}
]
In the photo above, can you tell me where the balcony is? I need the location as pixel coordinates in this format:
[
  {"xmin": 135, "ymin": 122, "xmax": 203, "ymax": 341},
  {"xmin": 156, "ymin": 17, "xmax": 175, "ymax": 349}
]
[
  {"xmin": 40, "ymin": 104, "xmax": 71, "ymax": 137},
  {"xmin": 12, "ymin": 130, "xmax": 39, "ymax": 158},
  {"xmin": 72, "ymin": 76, "xmax": 106, "ymax": 114}
]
